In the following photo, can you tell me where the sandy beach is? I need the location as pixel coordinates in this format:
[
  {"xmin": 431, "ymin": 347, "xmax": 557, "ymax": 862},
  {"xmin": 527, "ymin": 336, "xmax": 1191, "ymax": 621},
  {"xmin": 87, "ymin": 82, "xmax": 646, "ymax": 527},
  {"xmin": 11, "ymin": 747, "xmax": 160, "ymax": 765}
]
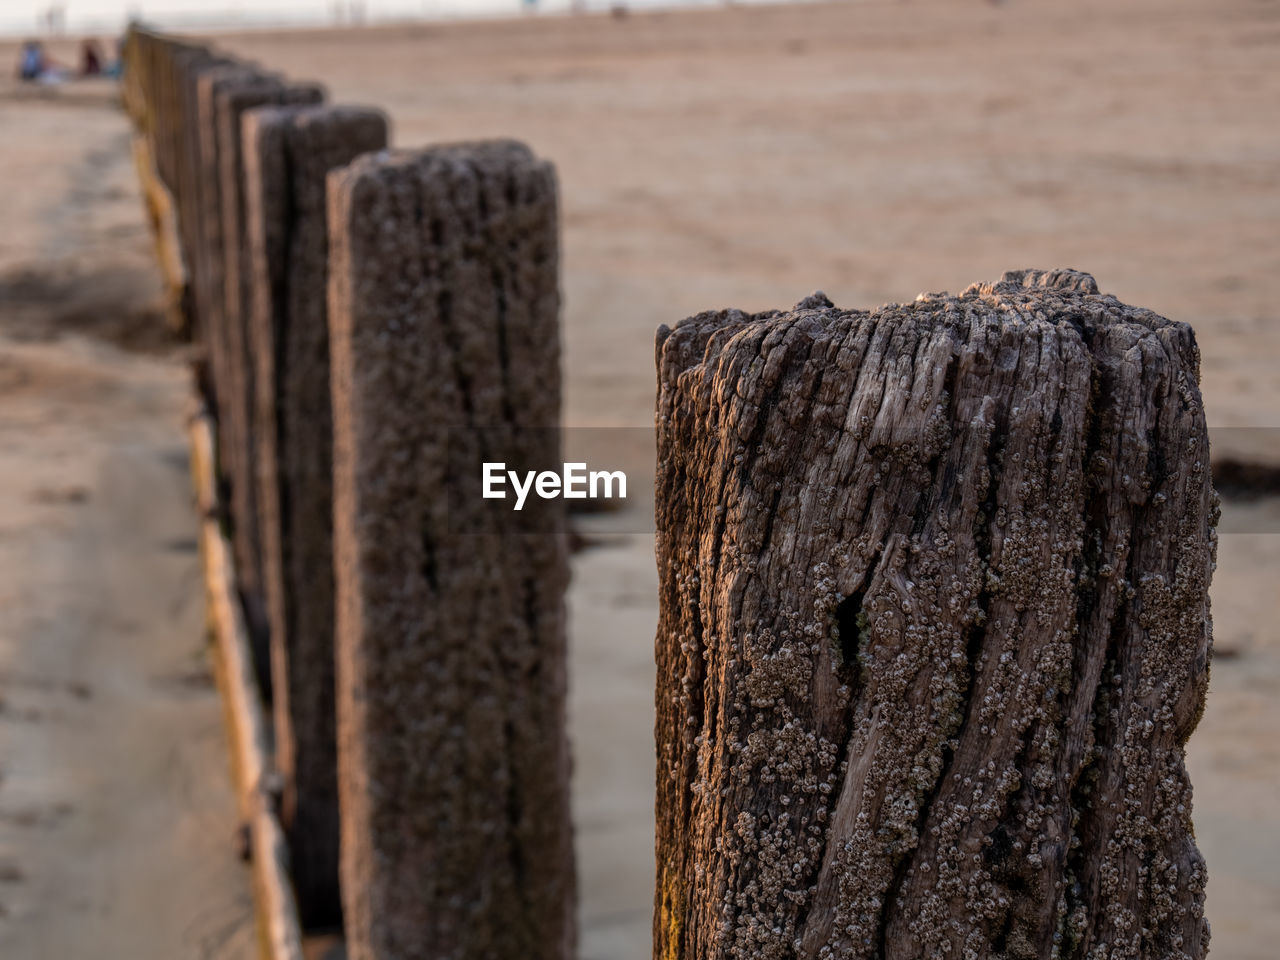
[
  {"xmin": 0, "ymin": 79, "xmax": 254, "ymax": 956},
  {"xmin": 1, "ymin": 0, "xmax": 1278, "ymax": 956}
]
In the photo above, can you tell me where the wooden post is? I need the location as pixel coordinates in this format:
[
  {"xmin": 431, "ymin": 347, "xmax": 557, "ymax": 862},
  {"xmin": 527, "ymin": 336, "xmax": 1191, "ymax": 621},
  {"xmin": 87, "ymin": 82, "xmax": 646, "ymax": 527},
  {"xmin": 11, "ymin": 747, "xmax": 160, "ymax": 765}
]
[
  {"xmin": 121, "ymin": 33, "xmax": 206, "ymax": 336},
  {"xmin": 194, "ymin": 65, "xmax": 271, "ymax": 533},
  {"xmin": 328, "ymin": 141, "xmax": 575, "ymax": 960},
  {"xmin": 653, "ymin": 270, "xmax": 1214, "ymax": 960},
  {"xmin": 242, "ymin": 102, "xmax": 389, "ymax": 931},
  {"xmin": 195, "ymin": 66, "xmax": 259, "ymax": 354},
  {"xmin": 121, "ymin": 30, "xmax": 227, "ymax": 338},
  {"xmin": 209, "ymin": 75, "xmax": 325, "ymax": 696},
  {"xmin": 173, "ymin": 50, "xmax": 238, "ymax": 341},
  {"xmin": 167, "ymin": 46, "xmax": 214, "ymax": 279}
]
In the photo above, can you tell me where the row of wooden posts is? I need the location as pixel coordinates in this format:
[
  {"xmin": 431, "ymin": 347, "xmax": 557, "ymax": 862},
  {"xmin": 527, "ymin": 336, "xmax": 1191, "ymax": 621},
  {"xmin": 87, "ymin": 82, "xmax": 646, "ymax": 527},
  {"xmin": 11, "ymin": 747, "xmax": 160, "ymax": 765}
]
[
  {"xmin": 122, "ymin": 27, "xmax": 571, "ymax": 959},
  {"xmin": 122, "ymin": 25, "xmax": 1215, "ymax": 960}
]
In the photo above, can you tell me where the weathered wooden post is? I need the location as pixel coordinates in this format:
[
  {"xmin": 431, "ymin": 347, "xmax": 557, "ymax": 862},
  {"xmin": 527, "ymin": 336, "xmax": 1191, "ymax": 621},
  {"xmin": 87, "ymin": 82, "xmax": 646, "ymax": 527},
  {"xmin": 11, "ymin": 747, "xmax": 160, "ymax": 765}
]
[
  {"xmin": 242, "ymin": 102, "xmax": 389, "ymax": 930},
  {"xmin": 193, "ymin": 70, "xmax": 324, "ymax": 694},
  {"xmin": 215, "ymin": 78, "xmax": 325, "ymax": 671},
  {"xmin": 121, "ymin": 31, "xmax": 223, "ymax": 336},
  {"xmin": 195, "ymin": 66, "xmax": 259, "ymax": 348},
  {"xmin": 653, "ymin": 270, "xmax": 1214, "ymax": 960},
  {"xmin": 169, "ymin": 46, "xmax": 218, "ymax": 289},
  {"xmin": 194, "ymin": 65, "xmax": 275, "ymax": 646},
  {"xmin": 173, "ymin": 50, "xmax": 239, "ymax": 340},
  {"xmin": 328, "ymin": 141, "xmax": 575, "ymax": 960}
]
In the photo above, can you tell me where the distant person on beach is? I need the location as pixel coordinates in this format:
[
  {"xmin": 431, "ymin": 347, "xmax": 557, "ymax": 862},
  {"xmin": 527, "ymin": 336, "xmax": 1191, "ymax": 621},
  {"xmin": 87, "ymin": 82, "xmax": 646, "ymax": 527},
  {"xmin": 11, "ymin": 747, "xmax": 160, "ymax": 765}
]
[
  {"xmin": 80, "ymin": 39, "xmax": 103, "ymax": 77},
  {"xmin": 18, "ymin": 40, "xmax": 45, "ymax": 81}
]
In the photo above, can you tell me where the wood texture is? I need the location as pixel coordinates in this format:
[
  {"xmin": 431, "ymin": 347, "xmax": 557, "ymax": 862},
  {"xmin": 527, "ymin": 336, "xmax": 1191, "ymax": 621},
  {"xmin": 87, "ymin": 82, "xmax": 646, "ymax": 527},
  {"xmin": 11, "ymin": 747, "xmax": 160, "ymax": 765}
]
[
  {"xmin": 653, "ymin": 270, "xmax": 1214, "ymax": 960},
  {"xmin": 243, "ymin": 102, "xmax": 389, "ymax": 931},
  {"xmin": 194, "ymin": 64, "xmax": 271, "ymax": 565},
  {"xmin": 195, "ymin": 65, "xmax": 259, "ymax": 360},
  {"xmin": 328, "ymin": 141, "xmax": 574, "ymax": 960},
  {"xmin": 211, "ymin": 76, "xmax": 325, "ymax": 697},
  {"xmin": 122, "ymin": 30, "xmax": 229, "ymax": 338}
]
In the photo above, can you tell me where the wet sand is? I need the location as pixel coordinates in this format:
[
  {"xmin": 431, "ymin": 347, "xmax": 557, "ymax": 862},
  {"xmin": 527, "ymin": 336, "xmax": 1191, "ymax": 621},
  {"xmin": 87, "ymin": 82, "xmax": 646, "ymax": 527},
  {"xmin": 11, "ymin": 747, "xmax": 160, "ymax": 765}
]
[
  {"xmin": 0, "ymin": 81, "xmax": 253, "ymax": 956},
  {"xmin": 2, "ymin": 0, "xmax": 1279, "ymax": 956}
]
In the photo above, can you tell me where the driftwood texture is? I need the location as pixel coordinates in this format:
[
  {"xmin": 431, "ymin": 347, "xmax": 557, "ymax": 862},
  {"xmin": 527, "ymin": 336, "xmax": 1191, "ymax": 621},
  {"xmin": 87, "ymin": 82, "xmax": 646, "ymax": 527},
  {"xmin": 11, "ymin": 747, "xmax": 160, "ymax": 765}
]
[
  {"xmin": 243, "ymin": 102, "xmax": 389, "ymax": 931},
  {"xmin": 328, "ymin": 141, "xmax": 574, "ymax": 960},
  {"xmin": 653, "ymin": 270, "xmax": 1214, "ymax": 960}
]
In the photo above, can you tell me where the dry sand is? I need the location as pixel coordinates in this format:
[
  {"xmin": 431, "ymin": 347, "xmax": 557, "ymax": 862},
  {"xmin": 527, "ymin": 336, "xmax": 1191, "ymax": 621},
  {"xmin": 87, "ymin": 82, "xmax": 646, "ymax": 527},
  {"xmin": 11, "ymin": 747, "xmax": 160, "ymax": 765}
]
[{"xmin": 2, "ymin": 0, "xmax": 1279, "ymax": 956}]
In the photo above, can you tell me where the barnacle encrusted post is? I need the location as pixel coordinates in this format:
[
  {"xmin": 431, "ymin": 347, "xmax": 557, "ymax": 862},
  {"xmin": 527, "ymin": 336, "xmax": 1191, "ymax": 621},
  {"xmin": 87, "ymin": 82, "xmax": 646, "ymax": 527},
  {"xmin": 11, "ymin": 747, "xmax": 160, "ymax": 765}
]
[{"xmin": 653, "ymin": 270, "xmax": 1215, "ymax": 960}]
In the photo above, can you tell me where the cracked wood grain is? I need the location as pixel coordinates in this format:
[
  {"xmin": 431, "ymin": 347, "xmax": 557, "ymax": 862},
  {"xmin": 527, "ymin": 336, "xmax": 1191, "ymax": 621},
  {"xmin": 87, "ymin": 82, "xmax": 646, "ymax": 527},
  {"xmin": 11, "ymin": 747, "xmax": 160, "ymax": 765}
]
[{"xmin": 654, "ymin": 270, "xmax": 1214, "ymax": 960}]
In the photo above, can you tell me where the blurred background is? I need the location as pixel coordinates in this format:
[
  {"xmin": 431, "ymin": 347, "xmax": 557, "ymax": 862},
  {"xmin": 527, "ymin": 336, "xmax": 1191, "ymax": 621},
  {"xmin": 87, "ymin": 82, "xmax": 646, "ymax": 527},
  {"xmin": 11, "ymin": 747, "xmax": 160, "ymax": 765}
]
[
  {"xmin": 0, "ymin": 0, "xmax": 796, "ymax": 34},
  {"xmin": 1, "ymin": 0, "xmax": 1278, "ymax": 958}
]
